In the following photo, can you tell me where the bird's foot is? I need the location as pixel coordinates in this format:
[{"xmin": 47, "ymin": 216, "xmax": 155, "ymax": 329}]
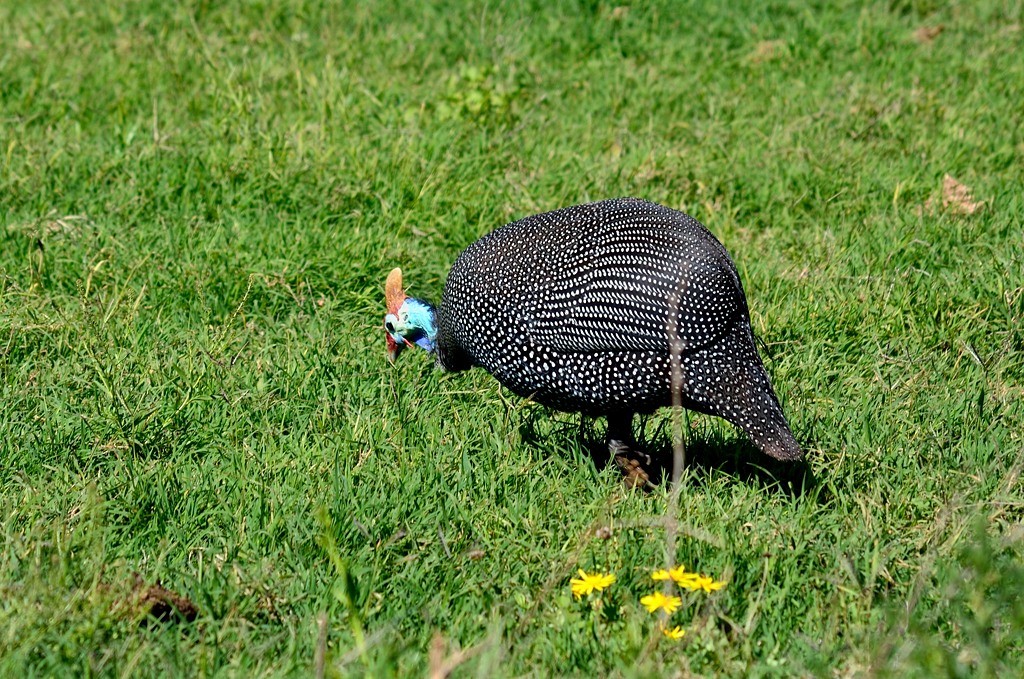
[{"xmin": 608, "ymin": 440, "xmax": 654, "ymax": 491}]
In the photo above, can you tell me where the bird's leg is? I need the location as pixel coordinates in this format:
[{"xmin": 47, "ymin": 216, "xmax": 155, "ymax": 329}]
[
  {"xmin": 606, "ymin": 411, "xmax": 634, "ymax": 455},
  {"xmin": 607, "ymin": 411, "xmax": 653, "ymax": 489}
]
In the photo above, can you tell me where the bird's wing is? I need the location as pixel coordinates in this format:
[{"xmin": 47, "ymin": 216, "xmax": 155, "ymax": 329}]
[{"xmin": 527, "ymin": 220, "xmax": 745, "ymax": 354}]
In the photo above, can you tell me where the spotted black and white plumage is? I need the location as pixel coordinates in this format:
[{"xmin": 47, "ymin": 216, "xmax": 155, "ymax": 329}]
[{"xmin": 387, "ymin": 197, "xmax": 801, "ymax": 462}]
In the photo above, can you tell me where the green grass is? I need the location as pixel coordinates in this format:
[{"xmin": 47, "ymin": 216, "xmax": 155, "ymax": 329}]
[{"xmin": 2, "ymin": 0, "xmax": 1023, "ymax": 675}]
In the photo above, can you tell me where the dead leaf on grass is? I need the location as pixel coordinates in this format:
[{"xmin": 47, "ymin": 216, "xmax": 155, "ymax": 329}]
[
  {"xmin": 913, "ymin": 25, "xmax": 945, "ymax": 44},
  {"xmin": 114, "ymin": 573, "xmax": 200, "ymax": 623},
  {"xmin": 919, "ymin": 174, "xmax": 985, "ymax": 216},
  {"xmin": 941, "ymin": 174, "xmax": 984, "ymax": 214},
  {"xmin": 749, "ymin": 40, "xmax": 788, "ymax": 63}
]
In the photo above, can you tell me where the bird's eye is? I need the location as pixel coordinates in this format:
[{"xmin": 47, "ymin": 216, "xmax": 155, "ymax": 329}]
[{"xmin": 385, "ymin": 320, "xmax": 395, "ymax": 333}]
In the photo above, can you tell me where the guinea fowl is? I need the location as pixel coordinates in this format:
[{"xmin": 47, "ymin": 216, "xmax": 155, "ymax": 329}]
[{"xmin": 384, "ymin": 198, "xmax": 801, "ymax": 481}]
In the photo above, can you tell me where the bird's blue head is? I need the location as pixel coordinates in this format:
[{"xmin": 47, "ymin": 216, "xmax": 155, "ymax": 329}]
[{"xmin": 384, "ymin": 267, "xmax": 437, "ymax": 362}]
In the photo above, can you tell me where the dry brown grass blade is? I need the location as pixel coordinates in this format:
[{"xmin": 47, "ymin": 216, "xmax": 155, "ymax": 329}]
[
  {"xmin": 314, "ymin": 612, "xmax": 328, "ymax": 679},
  {"xmin": 428, "ymin": 632, "xmax": 487, "ymax": 679}
]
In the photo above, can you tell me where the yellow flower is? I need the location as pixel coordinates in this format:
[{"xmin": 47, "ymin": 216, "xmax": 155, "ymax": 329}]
[
  {"xmin": 690, "ymin": 574, "xmax": 727, "ymax": 593},
  {"xmin": 662, "ymin": 625, "xmax": 686, "ymax": 640},
  {"xmin": 668, "ymin": 565, "xmax": 699, "ymax": 586},
  {"xmin": 653, "ymin": 565, "xmax": 701, "ymax": 586},
  {"xmin": 570, "ymin": 569, "xmax": 616, "ymax": 599},
  {"xmin": 639, "ymin": 591, "xmax": 682, "ymax": 614},
  {"xmin": 678, "ymin": 575, "xmax": 701, "ymax": 591}
]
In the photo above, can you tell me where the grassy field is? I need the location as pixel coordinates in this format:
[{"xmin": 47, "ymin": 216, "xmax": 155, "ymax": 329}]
[{"xmin": 2, "ymin": 0, "xmax": 1023, "ymax": 675}]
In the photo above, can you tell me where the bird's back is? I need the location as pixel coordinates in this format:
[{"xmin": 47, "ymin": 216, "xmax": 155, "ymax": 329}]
[{"xmin": 441, "ymin": 199, "xmax": 736, "ymax": 354}]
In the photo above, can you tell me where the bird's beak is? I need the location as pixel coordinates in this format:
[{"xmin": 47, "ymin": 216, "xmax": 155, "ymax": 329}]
[{"xmin": 386, "ymin": 334, "xmax": 401, "ymax": 363}]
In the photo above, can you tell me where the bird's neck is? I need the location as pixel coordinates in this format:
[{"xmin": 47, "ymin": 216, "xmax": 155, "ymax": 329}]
[
  {"xmin": 402, "ymin": 297, "xmax": 438, "ymax": 353},
  {"xmin": 403, "ymin": 297, "xmax": 473, "ymax": 373}
]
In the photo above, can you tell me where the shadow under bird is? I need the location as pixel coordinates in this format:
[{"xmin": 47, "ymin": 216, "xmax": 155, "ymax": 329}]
[{"xmin": 384, "ymin": 197, "xmax": 801, "ymax": 480}]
